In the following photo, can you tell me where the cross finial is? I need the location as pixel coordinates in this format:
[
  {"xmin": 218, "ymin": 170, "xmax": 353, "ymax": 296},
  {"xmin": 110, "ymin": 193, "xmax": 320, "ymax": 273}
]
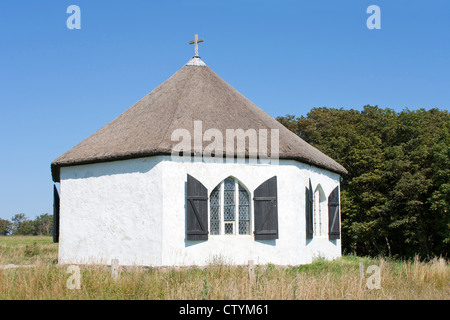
[{"xmin": 189, "ymin": 34, "xmax": 204, "ymax": 58}]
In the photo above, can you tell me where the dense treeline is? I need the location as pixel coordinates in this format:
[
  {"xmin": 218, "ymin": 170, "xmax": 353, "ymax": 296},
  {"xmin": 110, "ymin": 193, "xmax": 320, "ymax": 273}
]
[
  {"xmin": 0, "ymin": 213, "xmax": 53, "ymax": 236},
  {"xmin": 277, "ymin": 106, "xmax": 449, "ymax": 259}
]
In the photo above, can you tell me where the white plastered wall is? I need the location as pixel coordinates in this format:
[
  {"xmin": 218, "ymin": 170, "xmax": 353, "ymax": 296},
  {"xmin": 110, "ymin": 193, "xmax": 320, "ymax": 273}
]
[
  {"xmin": 58, "ymin": 156, "xmax": 341, "ymax": 267},
  {"xmin": 58, "ymin": 157, "xmax": 164, "ymax": 266},
  {"xmin": 161, "ymin": 157, "xmax": 341, "ymax": 266}
]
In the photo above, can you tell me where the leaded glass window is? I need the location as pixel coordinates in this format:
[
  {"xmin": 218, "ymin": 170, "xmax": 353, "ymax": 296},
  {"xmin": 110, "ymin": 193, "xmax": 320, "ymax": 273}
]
[
  {"xmin": 209, "ymin": 177, "xmax": 251, "ymax": 236},
  {"xmin": 238, "ymin": 185, "xmax": 250, "ymax": 235},
  {"xmin": 224, "ymin": 178, "xmax": 235, "ymax": 222},
  {"xmin": 224, "ymin": 222, "xmax": 234, "ymax": 235},
  {"xmin": 209, "ymin": 185, "xmax": 221, "ymax": 235}
]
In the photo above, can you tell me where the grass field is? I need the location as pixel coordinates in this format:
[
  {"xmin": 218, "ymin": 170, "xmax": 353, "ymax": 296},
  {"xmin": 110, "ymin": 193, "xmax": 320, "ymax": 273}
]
[{"xmin": 0, "ymin": 236, "xmax": 448, "ymax": 300}]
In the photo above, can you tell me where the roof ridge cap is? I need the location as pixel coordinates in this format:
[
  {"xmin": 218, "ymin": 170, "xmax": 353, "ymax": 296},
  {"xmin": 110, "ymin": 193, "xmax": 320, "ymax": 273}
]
[{"xmin": 186, "ymin": 57, "xmax": 207, "ymax": 66}]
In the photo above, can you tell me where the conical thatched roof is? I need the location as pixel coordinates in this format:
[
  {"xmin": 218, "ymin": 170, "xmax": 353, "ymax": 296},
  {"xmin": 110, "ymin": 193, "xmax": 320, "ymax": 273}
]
[{"xmin": 51, "ymin": 57, "xmax": 347, "ymax": 182}]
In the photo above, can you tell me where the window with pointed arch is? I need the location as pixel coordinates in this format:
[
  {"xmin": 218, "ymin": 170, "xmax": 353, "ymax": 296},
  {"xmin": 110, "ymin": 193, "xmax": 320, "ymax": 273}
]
[
  {"xmin": 313, "ymin": 184, "xmax": 328, "ymax": 237},
  {"xmin": 209, "ymin": 177, "xmax": 251, "ymax": 235}
]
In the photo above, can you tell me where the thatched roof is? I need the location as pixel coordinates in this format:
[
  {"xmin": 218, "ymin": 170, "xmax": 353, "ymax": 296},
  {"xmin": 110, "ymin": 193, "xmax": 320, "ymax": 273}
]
[{"xmin": 51, "ymin": 57, "xmax": 347, "ymax": 182}]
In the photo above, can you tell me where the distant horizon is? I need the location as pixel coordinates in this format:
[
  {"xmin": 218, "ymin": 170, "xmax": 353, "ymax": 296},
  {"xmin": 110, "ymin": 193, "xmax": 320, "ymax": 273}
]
[{"xmin": 1, "ymin": 0, "xmax": 449, "ymax": 220}]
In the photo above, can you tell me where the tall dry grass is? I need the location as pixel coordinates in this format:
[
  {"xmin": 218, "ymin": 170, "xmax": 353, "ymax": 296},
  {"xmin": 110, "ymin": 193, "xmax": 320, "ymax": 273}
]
[{"xmin": 0, "ymin": 236, "xmax": 448, "ymax": 300}]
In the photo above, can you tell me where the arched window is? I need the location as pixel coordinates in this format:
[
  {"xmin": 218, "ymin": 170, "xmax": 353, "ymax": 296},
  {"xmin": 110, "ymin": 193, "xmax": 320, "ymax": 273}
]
[
  {"xmin": 209, "ymin": 177, "xmax": 251, "ymax": 235},
  {"xmin": 313, "ymin": 185, "xmax": 327, "ymax": 237}
]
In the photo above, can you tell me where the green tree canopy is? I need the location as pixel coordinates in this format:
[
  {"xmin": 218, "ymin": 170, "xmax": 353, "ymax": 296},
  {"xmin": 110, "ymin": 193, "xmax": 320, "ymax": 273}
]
[
  {"xmin": 11, "ymin": 213, "xmax": 35, "ymax": 236},
  {"xmin": 0, "ymin": 218, "xmax": 11, "ymax": 235},
  {"xmin": 34, "ymin": 213, "xmax": 53, "ymax": 236},
  {"xmin": 9, "ymin": 213, "xmax": 54, "ymax": 236}
]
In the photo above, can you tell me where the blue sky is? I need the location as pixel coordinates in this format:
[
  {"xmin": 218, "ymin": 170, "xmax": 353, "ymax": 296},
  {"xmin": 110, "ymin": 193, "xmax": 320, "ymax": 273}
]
[{"xmin": 0, "ymin": 0, "xmax": 449, "ymax": 220}]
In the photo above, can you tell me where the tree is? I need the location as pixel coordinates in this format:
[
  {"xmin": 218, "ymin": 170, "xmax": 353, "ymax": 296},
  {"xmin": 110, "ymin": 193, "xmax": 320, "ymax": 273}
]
[
  {"xmin": 11, "ymin": 213, "xmax": 35, "ymax": 235},
  {"xmin": 0, "ymin": 218, "xmax": 11, "ymax": 235},
  {"xmin": 7, "ymin": 213, "xmax": 55, "ymax": 236},
  {"xmin": 34, "ymin": 214, "xmax": 53, "ymax": 236}
]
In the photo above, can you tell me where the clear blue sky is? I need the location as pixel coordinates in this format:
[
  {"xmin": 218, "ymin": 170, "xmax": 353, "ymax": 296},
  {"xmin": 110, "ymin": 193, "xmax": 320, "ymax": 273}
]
[{"xmin": 0, "ymin": 0, "xmax": 449, "ymax": 220}]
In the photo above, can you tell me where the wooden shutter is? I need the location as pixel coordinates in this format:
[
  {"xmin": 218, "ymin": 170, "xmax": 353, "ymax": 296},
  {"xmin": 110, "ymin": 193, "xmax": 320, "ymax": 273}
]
[
  {"xmin": 253, "ymin": 176, "xmax": 278, "ymax": 240},
  {"xmin": 53, "ymin": 185, "xmax": 60, "ymax": 243},
  {"xmin": 305, "ymin": 179, "xmax": 314, "ymax": 239},
  {"xmin": 186, "ymin": 174, "xmax": 208, "ymax": 241},
  {"xmin": 328, "ymin": 186, "xmax": 340, "ymax": 240}
]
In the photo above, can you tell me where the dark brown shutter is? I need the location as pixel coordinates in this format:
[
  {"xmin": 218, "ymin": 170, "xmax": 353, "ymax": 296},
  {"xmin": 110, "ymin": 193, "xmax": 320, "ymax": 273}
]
[
  {"xmin": 186, "ymin": 174, "xmax": 208, "ymax": 241},
  {"xmin": 328, "ymin": 186, "xmax": 340, "ymax": 240},
  {"xmin": 305, "ymin": 179, "xmax": 314, "ymax": 239},
  {"xmin": 253, "ymin": 176, "xmax": 278, "ymax": 240},
  {"xmin": 53, "ymin": 185, "xmax": 60, "ymax": 243}
]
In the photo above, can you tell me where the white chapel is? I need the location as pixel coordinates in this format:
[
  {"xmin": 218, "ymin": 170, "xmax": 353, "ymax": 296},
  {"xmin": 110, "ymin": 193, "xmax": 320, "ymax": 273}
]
[{"xmin": 51, "ymin": 36, "xmax": 347, "ymax": 267}]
